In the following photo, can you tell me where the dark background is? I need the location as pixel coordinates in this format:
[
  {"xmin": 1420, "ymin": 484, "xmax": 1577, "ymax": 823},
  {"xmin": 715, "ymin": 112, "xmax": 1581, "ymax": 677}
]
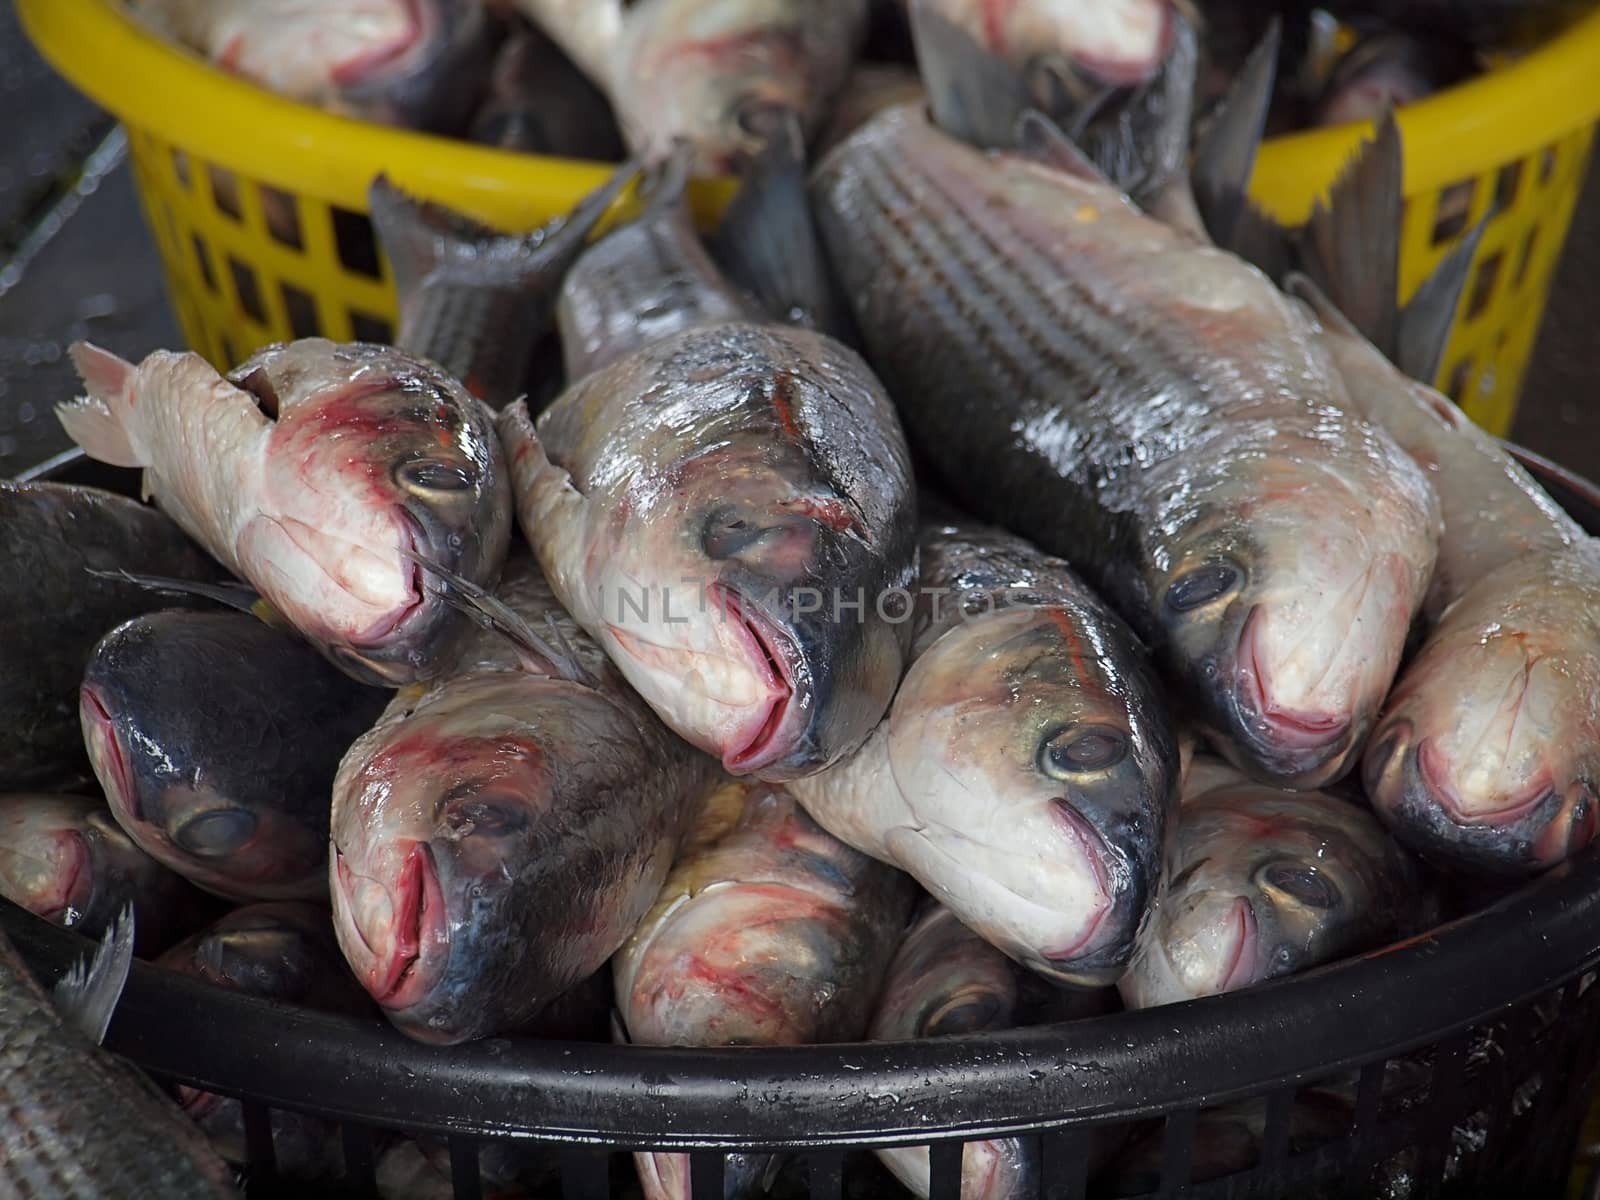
[{"xmin": 1, "ymin": 3, "xmax": 1596, "ymax": 480}]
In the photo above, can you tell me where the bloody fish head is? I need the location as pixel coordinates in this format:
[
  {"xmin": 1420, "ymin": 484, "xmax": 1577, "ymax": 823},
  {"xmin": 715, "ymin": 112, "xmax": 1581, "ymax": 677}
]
[
  {"xmin": 330, "ymin": 673, "xmax": 680, "ymax": 1044},
  {"xmin": 229, "ymin": 340, "xmax": 510, "ymax": 687},
  {"xmin": 881, "ymin": 605, "xmax": 1177, "ymax": 987},
  {"xmin": 1145, "ymin": 444, "xmax": 1437, "ymax": 789},
  {"xmin": 1362, "ymin": 557, "xmax": 1600, "ymax": 876},
  {"xmin": 1120, "ymin": 776, "xmax": 1416, "ymax": 1008},
  {"xmin": 586, "ymin": 438, "xmax": 911, "ymax": 781},
  {"xmin": 80, "ymin": 611, "xmax": 387, "ymax": 902}
]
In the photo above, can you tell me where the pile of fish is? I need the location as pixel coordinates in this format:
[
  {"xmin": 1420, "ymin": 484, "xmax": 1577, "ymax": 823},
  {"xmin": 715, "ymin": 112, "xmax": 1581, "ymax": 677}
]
[
  {"xmin": 5, "ymin": 0, "xmax": 1600, "ymax": 1196},
  {"xmin": 121, "ymin": 0, "xmax": 1598, "ymax": 165}
]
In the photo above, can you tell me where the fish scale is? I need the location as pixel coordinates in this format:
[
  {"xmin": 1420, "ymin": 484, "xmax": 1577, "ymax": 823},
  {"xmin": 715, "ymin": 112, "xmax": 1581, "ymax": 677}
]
[{"xmin": 0, "ymin": 929, "xmax": 237, "ymax": 1198}]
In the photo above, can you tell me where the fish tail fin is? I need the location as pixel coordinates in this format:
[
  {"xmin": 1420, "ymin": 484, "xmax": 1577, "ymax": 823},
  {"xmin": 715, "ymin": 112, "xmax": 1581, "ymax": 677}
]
[
  {"xmin": 1193, "ymin": 20, "xmax": 1281, "ymax": 249},
  {"xmin": 1301, "ymin": 112, "xmax": 1404, "ymax": 358},
  {"xmin": 907, "ymin": 0, "xmax": 1031, "ymax": 149},
  {"xmin": 59, "ymin": 342, "xmax": 145, "ymax": 468},
  {"xmin": 711, "ymin": 113, "xmax": 852, "ymax": 340},
  {"xmin": 52, "ymin": 903, "xmax": 135, "ymax": 1045},
  {"xmin": 1396, "ymin": 216, "xmax": 1489, "ymax": 384}
]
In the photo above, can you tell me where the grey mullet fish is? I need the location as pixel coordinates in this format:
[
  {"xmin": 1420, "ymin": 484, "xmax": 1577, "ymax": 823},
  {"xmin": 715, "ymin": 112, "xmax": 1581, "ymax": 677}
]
[{"xmin": 811, "ymin": 103, "xmax": 1440, "ymax": 790}]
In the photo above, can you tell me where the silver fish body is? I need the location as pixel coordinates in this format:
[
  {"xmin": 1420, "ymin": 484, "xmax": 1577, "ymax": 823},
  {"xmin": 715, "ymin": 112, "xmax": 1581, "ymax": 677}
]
[
  {"xmin": 615, "ymin": 777, "xmax": 915, "ymax": 1200},
  {"xmin": 58, "ymin": 338, "xmax": 512, "ymax": 687},
  {"xmin": 0, "ymin": 481, "xmax": 217, "ymax": 789},
  {"xmin": 1119, "ymin": 757, "xmax": 1418, "ymax": 1008},
  {"xmin": 330, "ymin": 556, "xmax": 712, "ymax": 1044},
  {"xmin": 791, "ymin": 517, "xmax": 1178, "ymax": 987},
  {"xmin": 811, "ymin": 105, "xmax": 1440, "ymax": 790},
  {"xmin": 501, "ymin": 184, "xmax": 917, "ymax": 782}
]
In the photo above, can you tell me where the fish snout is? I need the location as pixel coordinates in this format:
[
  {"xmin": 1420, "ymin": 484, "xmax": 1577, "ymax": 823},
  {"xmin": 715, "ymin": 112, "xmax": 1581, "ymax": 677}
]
[
  {"xmin": 333, "ymin": 839, "xmax": 445, "ymax": 1009},
  {"xmin": 80, "ymin": 683, "xmax": 138, "ymax": 821},
  {"xmin": 1040, "ymin": 796, "xmax": 1150, "ymax": 984}
]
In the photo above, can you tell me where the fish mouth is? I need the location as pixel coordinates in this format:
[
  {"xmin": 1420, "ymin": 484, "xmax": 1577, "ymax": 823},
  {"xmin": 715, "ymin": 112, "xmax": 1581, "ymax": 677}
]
[
  {"xmin": 335, "ymin": 841, "xmax": 445, "ymax": 1010},
  {"xmin": 80, "ymin": 686, "xmax": 137, "ymax": 821},
  {"xmin": 1069, "ymin": 1, "xmax": 1176, "ymax": 87},
  {"xmin": 348, "ymin": 508, "xmax": 426, "ymax": 648},
  {"xmin": 1231, "ymin": 606, "xmax": 1356, "ymax": 777},
  {"xmin": 713, "ymin": 585, "xmax": 800, "ymax": 775},
  {"xmin": 329, "ymin": 0, "xmax": 424, "ymax": 87},
  {"xmin": 33, "ymin": 830, "xmax": 89, "ymax": 925},
  {"xmin": 1218, "ymin": 897, "xmax": 1259, "ymax": 993},
  {"xmin": 1042, "ymin": 800, "xmax": 1115, "ymax": 963},
  {"xmin": 1370, "ymin": 721, "xmax": 1561, "ymax": 827}
]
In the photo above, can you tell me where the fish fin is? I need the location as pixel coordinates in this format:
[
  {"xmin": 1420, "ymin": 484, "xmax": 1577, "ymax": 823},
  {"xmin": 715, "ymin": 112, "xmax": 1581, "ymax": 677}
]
[
  {"xmin": 51, "ymin": 904, "xmax": 134, "ymax": 1045},
  {"xmin": 1013, "ymin": 111, "xmax": 1115, "ymax": 185},
  {"xmin": 908, "ymin": 0, "xmax": 1031, "ymax": 149},
  {"xmin": 1193, "ymin": 19, "xmax": 1281, "ymax": 250},
  {"xmin": 1229, "ymin": 199, "xmax": 1297, "ymax": 284},
  {"xmin": 710, "ymin": 112, "xmax": 850, "ymax": 339},
  {"xmin": 399, "ymin": 547, "xmax": 591, "ymax": 685},
  {"xmin": 58, "ymin": 343, "xmax": 144, "ymax": 468},
  {"xmin": 1146, "ymin": 177, "xmax": 1209, "ymax": 242},
  {"xmin": 81, "ymin": 568, "xmax": 292, "ymax": 630},
  {"xmin": 1300, "ymin": 112, "xmax": 1404, "ymax": 358},
  {"xmin": 1285, "ymin": 270, "xmax": 1371, "ymax": 345},
  {"xmin": 637, "ymin": 141, "xmax": 696, "ymax": 221},
  {"xmin": 1396, "ymin": 216, "xmax": 1488, "ymax": 384}
]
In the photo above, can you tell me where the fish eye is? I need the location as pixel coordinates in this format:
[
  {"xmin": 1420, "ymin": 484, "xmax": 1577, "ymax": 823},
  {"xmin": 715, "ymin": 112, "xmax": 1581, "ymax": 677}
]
[
  {"xmin": 396, "ymin": 457, "xmax": 475, "ymax": 494},
  {"xmin": 172, "ymin": 809, "xmax": 258, "ymax": 858},
  {"xmin": 444, "ymin": 797, "xmax": 528, "ymax": 837},
  {"xmin": 1165, "ymin": 562, "xmax": 1240, "ymax": 613},
  {"xmin": 1258, "ymin": 862, "xmax": 1342, "ymax": 910},
  {"xmin": 1039, "ymin": 726, "xmax": 1129, "ymax": 778}
]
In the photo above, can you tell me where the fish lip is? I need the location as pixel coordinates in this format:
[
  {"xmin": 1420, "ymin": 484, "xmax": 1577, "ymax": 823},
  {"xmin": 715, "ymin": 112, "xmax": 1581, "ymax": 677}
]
[
  {"xmin": 329, "ymin": 0, "xmax": 425, "ymax": 87},
  {"xmin": 347, "ymin": 508, "xmax": 427, "ymax": 649},
  {"xmin": 712, "ymin": 585, "xmax": 801, "ymax": 774},
  {"xmin": 80, "ymin": 685, "xmax": 137, "ymax": 822},
  {"xmin": 1416, "ymin": 737, "xmax": 1555, "ymax": 828},
  {"xmin": 1233, "ymin": 605, "xmax": 1355, "ymax": 760},
  {"xmin": 1069, "ymin": 0, "xmax": 1175, "ymax": 87},
  {"xmin": 337, "ymin": 842, "xmax": 446, "ymax": 1010},
  {"xmin": 1041, "ymin": 800, "xmax": 1115, "ymax": 963},
  {"xmin": 1219, "ymin": 897, "xmax": 1259, "ymax": 993},
  {"xmin": 35, "ymin": 830, "xmax": 89, "ymax": 925}
]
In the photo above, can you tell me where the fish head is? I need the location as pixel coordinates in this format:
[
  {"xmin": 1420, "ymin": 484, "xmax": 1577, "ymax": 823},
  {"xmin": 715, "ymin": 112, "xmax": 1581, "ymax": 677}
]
[
  {"xmin": 160, "ymin": 902, "xmax": 366, "ymax": 1010},
  {"xmin": 916, "ymin": 0, "xmax": 1175, "ymax": 90},
  {"xmin": 232, "ymin": 340, "xmax": 510, "ymax": 686},
  {"xmin": 883, "ymin": 605, "xmax": 1177, "ymax": 987},
  {"xmin": 600, "ymin": 438, "xmax": 906, "ymax": 779},
  {"xmin": 1147, "ymin": 449, "xmax": 1434, "ymax": 788},
  {"xmin": 870, "ymin": 902, "xmax": 1019, "ymax": 1041},
  {"xmin": 1123, "ymin": 790, "xmax": 1408, "ymax": 1006},
  {"xmin": 79, "ymin": 614, "xmax": 334, "ymax": 901},
  {"xmin": 0, "ymin": 794, "xmax": 98, "ymax": 927},
  {"xmin": 330, "ymin": 675, "xmax": 653, "ymax": 1043},
  {"xmin": 334, "ymin": 0, "xmax": 494, "ymax": 132},
  {"xmin": 1363, "ymin": 578, "xmax": 1600, "ymax": 876}
]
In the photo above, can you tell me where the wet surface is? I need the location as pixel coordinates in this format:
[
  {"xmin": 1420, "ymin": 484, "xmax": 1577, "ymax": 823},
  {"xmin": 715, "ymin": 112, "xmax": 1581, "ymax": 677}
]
[{"xmin": 0, "ymin": 2, "xmax": 1596, "ymax": 480}]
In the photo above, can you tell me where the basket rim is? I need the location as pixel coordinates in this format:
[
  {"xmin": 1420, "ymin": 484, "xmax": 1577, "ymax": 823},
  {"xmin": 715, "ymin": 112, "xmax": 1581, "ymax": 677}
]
[{"xmin": 18, "ymin": 0, "xmax": 1600, "ymax": 226}]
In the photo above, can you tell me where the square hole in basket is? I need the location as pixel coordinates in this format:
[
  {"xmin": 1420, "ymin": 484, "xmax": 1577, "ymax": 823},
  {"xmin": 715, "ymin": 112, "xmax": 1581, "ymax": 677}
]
[
  {"xmin": 350, "ymin": 310, "xmax": 394, "ymax": 344},
  {"xmin": 1447, "ymin": 357, "xmax": 1475, "ymax": 404},
  {"xmin": 1494, "ymin": 161, "xmax": 1523, "ymax": 213},
  {"xmin": 191, "ymin": 233, "xmax": 217, "ymax": 292},
  {"xmin": 281, "ymin": 284, "xmax": 320, "ymax": 338},
  {"xmin": 208, "ymin": 164, "xmax": 243, "ymax": 222},
  {"xmin": 227, "ymin": 256, "xmax": 266, "ymax": 324},
  {"xmin": 1466, "ymin": 250, "xmax": 1504, "ymax": 321},
  {"xmin": 1432, "ymin": 179, "xmax": 1475, "ymax": 244},
  {"xmin": 171, "ymin": 146, "xmax": 192, "ymax": 189},
  {"xmin": 332, "ymin": 206, "xmax": 383, "ymax": 278},
  {"xmin": 260, "ymin": 185, "xmax": 303, "ymax": 250},
  {"xmin": 1514, "ymin": 226, "xmax": 1541, "ymax": 289}
]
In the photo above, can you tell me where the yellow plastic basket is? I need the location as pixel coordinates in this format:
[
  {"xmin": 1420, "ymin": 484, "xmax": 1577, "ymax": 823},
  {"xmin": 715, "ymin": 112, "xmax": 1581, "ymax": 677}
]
[{"xmin": 18, "ymin": 0, "xmax": 1600, "ymax": 436}]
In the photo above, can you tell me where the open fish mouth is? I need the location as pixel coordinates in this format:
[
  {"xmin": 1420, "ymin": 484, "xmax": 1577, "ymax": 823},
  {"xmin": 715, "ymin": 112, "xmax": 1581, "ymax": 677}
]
[
  {"xmin": 713, "ymin": 585, "xmax": 801, "ymax": 774},
  {"xmin": 334, "ymin": 841, "xmax": 447, "ymax": 1011}
]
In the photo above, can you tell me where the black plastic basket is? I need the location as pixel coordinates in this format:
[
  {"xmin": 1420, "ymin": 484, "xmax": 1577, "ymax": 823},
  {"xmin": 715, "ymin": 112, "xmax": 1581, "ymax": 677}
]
[{"xmin": 10, "ymin": 448, "xmax": 1600, "ymax": 1200}]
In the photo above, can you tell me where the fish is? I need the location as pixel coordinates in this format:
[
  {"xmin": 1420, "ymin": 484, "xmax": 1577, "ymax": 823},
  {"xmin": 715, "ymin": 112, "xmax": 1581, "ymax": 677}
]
[
  {"xmin": 1273, "ymin": 120, "xmax": 1600, "ymax": 876},
  {"xmin": 810, "ymin": 103, "xmax": 1440, "ymax": 790},
  {"xmin": 790, "ymin": 517, "xmax": 1179, "ymax": 987},
  {"xmin": 614, "ymin": 777, "xmax": 916, "ymax": 1200},
  {"xmin": 467, "ymin": 24, "xmax": 626, "ymax": 160},
  {"xmin": 369, "ymin": 161, "xmax": 638, "ymax": 413},
  {"xmin": 155, "ymin": 902, "xmax": 371, "ymax": 1180},
  {"xmin": 126, "ymin": 0, "xmax": 493, "ymax": 132},
  {"xmin": 0, "ymin": 911, "xmax": 240, "ymax": 1198},
  {"xmin": 0, "ymin": 481, "xmax": 217, "ymax": 789},
  {"xmin": 80, "ymin": 611, "xmax": 391, "ymax": 902},
  {"xmin": 500, "ymin": 154, "xmax": 918, "ymax": 781},
  {"xmin": 0, "ymin": 793, "xmax": 208, "ymax": 958},
  {"xmin": 517, "ymin": 0, "xmax": 869, "ymax": 172},
  {"xmin": 1314, "ymin": 30, "xmax": 1477, "ymax": 126},
  {"xmin": 817, "ymin": 61, "xmax": 927, "ymax": 155},
  {"xmin": 1118, "ymin": 756, "xmax": 1419, "ymax": 1008},
  {"xmin": 867, "ymin": 900, "xmax": 1033, "ymax": 1199},
  {"xmin": 907, "ymin": 0, "xmax": 1197, "ymax": 207},
  {"xmin": 330, "ymin": 554, "xmax": 713, "ymax": 1044},
  {"xmin": 56, "ymin": 338, "xmax": 512, "ymax": 687}
]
